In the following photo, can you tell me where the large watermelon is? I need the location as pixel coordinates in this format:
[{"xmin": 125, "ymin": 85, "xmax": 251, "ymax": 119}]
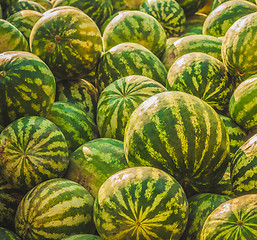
[
  {"xmin": 124, "ymin": 91, "xmax": 230, "ymax": 196},
  {"xmin": 93, "ymin": 166, "xmax": 189, "ymax": 240},
  {"xmin": 0, "ymin": 227, "xmax": 21, "ymax": 240},
  {"xmin": 61, "ymin": 234, "xmax": 101, "ymax": 240}
]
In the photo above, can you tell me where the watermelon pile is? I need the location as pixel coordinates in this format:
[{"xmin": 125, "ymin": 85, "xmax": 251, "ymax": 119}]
[{"xmin": 0, "ymin": 0, "xmax": 257, "ymax": 239}]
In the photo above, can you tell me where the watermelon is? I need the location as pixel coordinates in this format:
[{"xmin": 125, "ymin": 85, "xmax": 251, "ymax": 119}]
[
  {"xmin": 102, "ymin": 10, "xmax": 167, "ymax": 57},
  {"xmin": 15, "ymin": 178, "xmax": 95, "ymax": 239},
  {"xmin": 200, "ymin": 194, "xmax": 257, "ymax": 239},
  {"xmin": 0, "ymin": 116, "xmax": 70, "ymax": 191},
  {"xmin": 53, "ymin": 0, "xmax": 113, "ymax": 28},
  {"xmin": 65, "ymin": 138, "xmax": 128, "ymax": 198},
  {"xmin": 61, "ymin": 234, "xmax": 101, "ymax": 240},
  {"xmin": 30, "ymin": 6, "xmax": 103, "ymax": 80},
  {"xmin": 231, "ymin": 133, "xmax": 257, "ymax": 196},
  {"xmin": 93, "ymin": 166, "xmax": 189, "ymax": 240},
  {"xmin": 96, "ymin": 42, "xmax": 167, "ymax": 92},
  {"xmin": 166, "ymin": 52, "xmax": 233, "ymax": 113},
  {"xmin": 0, "ymin": 19, "xmax": 29, "ymax": 53},
  {"xmin": 211, "ymin": 0, "xmax": 256, "ymax": 12},
  {"xmin": 0, "ymin": 0, "xmax": 18, "ymax": 16},
  {"xmin": 221, "ymin": 12, "xmax": 257, "ymax": 84},
  {"xmin": 161, "ymin": 34, "xmax": 223, "ymax": 71},
  {"xmin": 139, "ymin": 0, "xmax": 186, "ymax": 38},
  {"xmin": 124, "ymin": 91, "xmax": 230, "ymax": 196},
  {"xmin": 27, "ymin": 0, "xmax": 52, "ymax": 10},
  {"xmin": 6, "ymin": 10, "xmax": 43, "ymax": 42},
  {"xmin": 0, "ymin": 124, "xmax": 3, "ymax": 133},
  {"xmin": 0, "ymin": 51, "xmax": 56, "ymax": 127},
  {"xmin": 0, "ymin": 227, "xmax": 21, "ymax": 239},
  {"xmin": 46, "ymin": 101, "xmax": 99, "ymax": 153},
  {"xmin": 97, "ymin": 75, "xmax": 167, "ymax": 141},
  {"xmin": 111, "ymin": 0, "xmax": 144, "ymax": 12},
  {"xmin": 181, "ymin": 193, "xmax": 231, "ymax": 240},
  {"xmin": 176, "ymin": 0, "xmax": 207, "ymax": 16},
  {"xmin": 203, "ymin": 0, "xmax": 257, "ymax": 37},
  {"xmin": 55, "ymin": 78, "xmax": 99, "ymax": 122}
]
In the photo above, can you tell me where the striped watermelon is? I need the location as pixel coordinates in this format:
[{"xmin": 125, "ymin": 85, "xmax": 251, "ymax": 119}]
[
  {"xmin": 102, "ymin": 10, "xmax": 167, "ymax": 57},
  {"xmin": 0, "ymin": 51, "xmax": 56, "ymax": 127},
  {"xmin": 0, "ymin": 19, "xmax": 29, "ymax": 53},
  {"xmin": 53, "ymin": 0, "xmax": 113, "ymax": 28},
  {"xmin": 15, "ymin": 178, "xmax": 95, "ymax": 239},
  {"xmin": 61, "ymin": 234, "xmax": 101, "ymax": 240},
  {"xmin": 203, "ymin": 0, "xmax": 257, "ymax": 37},
  {"xmin": 27, "ymin": 0, "xmax": 52, "ymax": 10},
  {"xmin": 111, "ymin": 0, "xmax": 144, "ymax": 12},
  {"xmin": 221, "ymin": 12, "xmax": 257, "ymax": 84},
  {"xmin": 176, "ymin": 0, "xmax": 207, "ymax": 16},
  {"xmin": 93, "ymin": 166, "xmax": 189, "ymax": 240},
  {"xmin": 0, "ymin": 0, "xmax": 17, "ymax": 15},
  {"xmin": 139, "ymin": 0, "xmax": 186, "ymax": 38},
  {"xmin": 30, "ymin": 6, "xmax": 103, "ymax": 80},
  {"xmin": 166, "ymin": 52, "xmax": 233, "ymax": 113},
  {"xmin": 200, "ymin": 194, "xmax": 257, "ymax": 239},
  {"xmin": 0, "ymin": 116, "xmax": 69, "ymax": 191},
  {"xmin": 46, "ymin": 101, "xmax": 99, "ymax": 153},
  {"xmin": 65, "ymin": 138, "xmax": 128, "ymax": 198},
  {"xmin": 161, "ymin": 34, "xmax": 223, "ymax": 71},
  {"xmin": 6, "ymin": 10, "xmax": 42, "ymax": 42},
  {"xmin": 55, "ymin": 78, "xmax": 99, "ymax": 122},
  {"xmin": 231, "ymin": 133, "xmax": 257, "ymax": 196},
  {"xmin": 124, "ymin": 91, "xmax": 230, "ymax": 196},
  {"xmin": 96, "ymin": 42, "xmax": 167, "ymax": 92},
  {"xmin": 229, "ymin": 75, "xmax": 257, "ymax": 133},
  {"xmin": 0, "ymin": 227, "xmax": 21, "ymax": 239},
  {"xmin": 211, "ymin": 0, "xmax": 256, "ymax": 12},
  {"xmin": 97, "ymin": 75, "xmax": 167, "ymax": 141},
  {"xmin": 181, "ymin": 193, "xmax": 231, "ymax": 240}
]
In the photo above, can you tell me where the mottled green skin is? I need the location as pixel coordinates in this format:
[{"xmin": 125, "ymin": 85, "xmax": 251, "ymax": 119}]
[
  {"xmin": 0, "ymin": 19, "xmax": 29, "ymax": 53},
  {"xmin": 0, "ymin": 51, "xmax": 56, "ymax": 127},
  {"xmin": 94, "ymin": 166, "xmax": 189, "ymax": 240},
  {"xmin": 15, "ymin": 178, "xmax": 95, "ymax": 240},
  {"xmin": 0, "ymin": 0, "xmax": 17, "ymax": 16},
  {"xmin": 200, "ymin": 194, "xmax": 257, "ymax": 239},
  {"xmin": 0, "ymin": 227, "xmax": 21, "ymax": 239},
  {"xmin": 56, "ymin": 78, "xmax": 99, "ymax": 122},
  {"xmin": 231, "ymin": 134, "xmax": 257, "ymax": 196},
  {"xmin": 211, "ymin": 0, "xmax": 256, "ymax": 11},
  {"xmin": 111, "ymin": 0, "xmax": 144, "ymax": 12},
  {"xmin": 5, "ymin": 0, "xmax": 46, "ymax": 18},
  {"xmin": 162, "ymin": 34, "xmax": 223, "ymax": 70},
  {"xmin": 176, "ymin": 0, "xmax": 207, "ymax": 16},
  {"xmin": 222, "ymin": 12, "xmax": 257, "ymax": 84},
  {"xmin": 6, "ymin": 10, "xmax": 42, "ymax": 42},
  {"xmin": 28, "ymin": 0, "xmax": 52, "ymax": 10},
  {"xmin": 203, "ymin": 0, "xmax": 257, "ymax": 37},
  {"xmin": 66, "ymin": 138, "xmax": 128, "ymax": 198},
  {"xmin": 53, "ymin": 0, "xmax": 113, "ymax": 28},
  {"xmin": 97, "ymin": 75, "xmax": 167, "ymax": 141},
  {"xmin": 124, "ymin": 91, "xmax": 230, "ymax": 196},
  {"xmin": 96, "ymin": 42, "xmax": 167, "ymax": 92},
  {"xmin": 181, "ymin": 193, "xmax": 231, "ymax": 240},
  {"xmin": 46, "ymin": 101, "xmax": 99, "ymax": 153},
  {"xmin": 0, "ymin": 116, "xmax": 69, "ymax": 191},
  {"xmin": 229, "ymin": 75, "xmax": 257, "ymax": 132},
  {"xmin": 30, "ymin": 6, "xmax": 103, "ymax": 80},
  {"xmin": 102, "ymin": 10, "xmax": 167, "ymax": 57},
  {"xmin": 139, "ymin": 0, "xmax": 186, "ymax": 38},
  {"xmin": 61, "ymin": 234, "xmax": 101, "ymax": 240},
  {"xmin": 166, "ymin": 52, "xmax": 233, "ymax": 113}
]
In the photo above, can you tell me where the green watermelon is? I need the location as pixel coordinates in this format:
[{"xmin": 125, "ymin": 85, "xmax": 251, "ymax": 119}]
[
  {"xmin": 231, "ymin": 133, "xmax": 257, "ymax": 196},
  {"xmin": 124, "ymin": 91, "xmax": 230, "ymax": 196},
  {"xmin": 181, "ymin": 193, "xmax": 231, "ymax": 240},
  {"xmin": 0, "ymin": 19, "xmax": 29, "ymax": 53},
  {"xmin": 166, "ymin": 52, "xmax": 233, "ymax": 113},
  {"xmin": 139, "ymin": 0, "xmax": 186, "ymax": 38},
  {"xmin": 221, "ymin": 12, "xmax": 257, "ymax": 84},
  {"xmin": 55, "ymin": 78, "xmax": 99, "ymax": 122},
  {"xmin": 176, "ymin": 0, "xmax": 207, "ymax": 16},
  {"xmin": 65, "ymin": 138, "xmax": 128, "ymax": 198},
  {"xmin": 97, "ymin": 75, "xmax": 167, "ymax": 141},
  {"xmin": 15, "ymin": 178, "xmax": 95, "ymax": 239},
  {"xmin": 93, "ymin": 166, "xmax": 189, "ymax": 240},
  {"xmin": 46, "ymin": 101, "xmax": 99, "ymax": 153},
  {"xmin": 96, "ymin": 42, "xmax": 167, "ymax": 92},
  {"xmin": 0, "ymin": 124, "xmax": 3, "ymax": 133},
  {"xmin": 30, "ymin": 6, "xmax": 103, "ymax": 80},
  {"xmin": 200, "ymin": 194, "xmax": 257, "ymax": 239},
  {"xmin": 111, "ymin": 0, "xmax": 144, "ymax": 12},
  {"xmin": 102, "ymin": 10, "xmax": 167, "ymax": 57},
  {"xmin": 211, "ymin": 0, "xmax": 256, "ymax": 12},
  {"xmin": 0, "ymin": 0, "xmax": 18, "ymax": 16},
  {"xmin": 27, "ymin": 0, "xmax": 52, "ymax": 10},
  {"xmin": 0, "ymin": 116, "xmax": 69, "ymax": 191},
  {"xmin": 0, "ymin": 51, "xmax": 56, "ymax": 127},
  {"xmin": 0, "ymin": 227, "xmax": 21, "ymax": 239},
  {"xmin": 203, "ymin": 0, "xmax": 257, "ymax": 37},
  {"xmin": 161, "ymin": 34, "xmax": 223, "ymax": 71},
  {"xmin": 53, "ymin": 0, "xmax": 113, "ymax": 28},
  {"xmin": 61, "ymin": 234, "xmax": 101, "ymax": 240},
  {"xmin": 6, "ymin": 10, "xmax": 43, "ymax": 42}
]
